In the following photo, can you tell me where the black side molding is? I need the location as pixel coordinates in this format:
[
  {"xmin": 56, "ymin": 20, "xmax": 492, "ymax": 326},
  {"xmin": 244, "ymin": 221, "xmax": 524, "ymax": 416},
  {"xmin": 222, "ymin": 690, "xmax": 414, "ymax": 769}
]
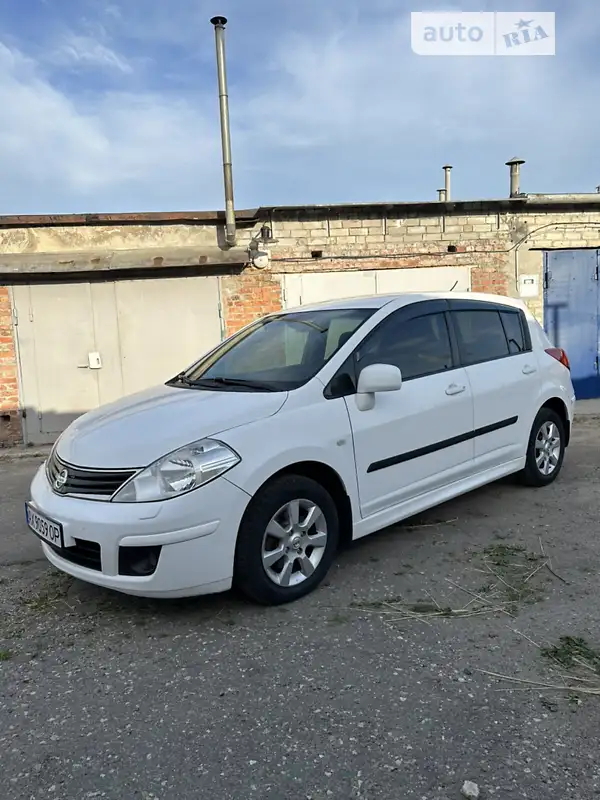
[{"xmin": 367, "ymin": 416, "xmax": 518, "ymax": 474}]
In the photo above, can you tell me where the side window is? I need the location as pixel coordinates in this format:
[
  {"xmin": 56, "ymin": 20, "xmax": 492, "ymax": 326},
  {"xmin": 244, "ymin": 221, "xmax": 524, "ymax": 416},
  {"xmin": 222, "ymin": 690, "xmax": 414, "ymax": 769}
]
[
  {"xmin": 356, "ymin": 312, "xmax": 453, "ymax": 380},
  {"xmin": 453, "ymin": 310, "xmax": 509, "ymax": 365},
  {"xmin": 500, "ymin": 311, "xmax": 528, "ymax": 354}
]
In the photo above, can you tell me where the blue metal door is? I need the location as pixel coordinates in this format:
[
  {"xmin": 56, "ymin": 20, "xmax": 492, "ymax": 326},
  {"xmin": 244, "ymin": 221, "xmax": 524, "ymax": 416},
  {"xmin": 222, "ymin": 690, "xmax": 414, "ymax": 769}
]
[{"xmin": 543, "ymin": 249, "xmax": 600, "ymax": 399}]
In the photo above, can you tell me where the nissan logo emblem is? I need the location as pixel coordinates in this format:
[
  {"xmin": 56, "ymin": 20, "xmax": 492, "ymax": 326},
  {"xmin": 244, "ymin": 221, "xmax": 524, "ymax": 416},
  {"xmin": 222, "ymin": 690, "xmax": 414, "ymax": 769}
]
[{"xmin": 54, "ymin": 469, "xmax": 68, "ymax": 492}]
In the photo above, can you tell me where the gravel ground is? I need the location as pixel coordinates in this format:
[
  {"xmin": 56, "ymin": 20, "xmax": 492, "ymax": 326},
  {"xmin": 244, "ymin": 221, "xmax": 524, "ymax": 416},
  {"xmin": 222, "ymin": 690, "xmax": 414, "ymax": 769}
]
[{"xmin": 2, "ymin": 420, "xmax": 600, "ymax": 800}]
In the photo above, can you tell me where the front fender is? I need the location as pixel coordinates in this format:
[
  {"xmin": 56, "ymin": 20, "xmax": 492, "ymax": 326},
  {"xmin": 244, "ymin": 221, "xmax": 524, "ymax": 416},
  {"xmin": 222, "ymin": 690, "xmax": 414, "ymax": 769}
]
[{"xmin": 222, "ymin": 396, "xmax": 360, "ymax": 523}]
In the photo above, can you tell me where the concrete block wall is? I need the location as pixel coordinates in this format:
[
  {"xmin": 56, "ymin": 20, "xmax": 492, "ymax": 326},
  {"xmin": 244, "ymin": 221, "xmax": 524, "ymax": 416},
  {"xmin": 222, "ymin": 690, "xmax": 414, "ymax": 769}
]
[{"xmin": 261, "ymin": 206, "xmax": 600, "ymax": 332}]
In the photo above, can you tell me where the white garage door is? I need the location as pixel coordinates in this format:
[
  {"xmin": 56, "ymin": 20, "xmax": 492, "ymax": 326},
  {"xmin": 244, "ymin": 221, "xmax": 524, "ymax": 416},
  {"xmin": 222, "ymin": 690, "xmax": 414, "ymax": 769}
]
[
  {"xmin": 12, "ymin": 275, "xmax": 222, "ymax": 445},
  {"xmin": 282, "ymin": 267, "xmax": 471, "ymax": 308}
]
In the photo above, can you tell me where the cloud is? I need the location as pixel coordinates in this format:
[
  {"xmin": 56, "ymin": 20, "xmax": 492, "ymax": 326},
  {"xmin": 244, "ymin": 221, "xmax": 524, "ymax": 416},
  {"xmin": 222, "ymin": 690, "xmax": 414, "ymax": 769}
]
[
  {"xmin": 240, "ymin": 1, "xmax": 600, "ymax": 199},
  {"xmin": 0, "ymin": 0, "xmax": 598, "ymax": 214},
  {"xmin": 0, "ymin": 43, "xmax": 223, "ymax": 212},
  {"xmin": 48, "ymin": 35, "xmax": 132, "ymax": 74}
]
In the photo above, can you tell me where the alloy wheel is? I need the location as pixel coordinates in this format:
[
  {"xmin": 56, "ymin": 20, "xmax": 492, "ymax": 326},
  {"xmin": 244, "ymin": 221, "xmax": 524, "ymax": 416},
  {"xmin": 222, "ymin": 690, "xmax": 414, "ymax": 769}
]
[
  {"xmin": 261, "ymin": 499, "xmax": 328, "ymax": 587},
  {"xmin": 535, "ymin": 421, "xmax": 562, "ymax": 476}
]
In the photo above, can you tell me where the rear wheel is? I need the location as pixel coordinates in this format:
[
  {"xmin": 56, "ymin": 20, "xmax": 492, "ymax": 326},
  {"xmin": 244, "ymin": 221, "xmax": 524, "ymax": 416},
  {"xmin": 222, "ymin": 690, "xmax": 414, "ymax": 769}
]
[
  {"xmin": 234, "ymin": 475, "xmax": 340, "ymax": 605},
  {"xmin": 519, "ymin": 407, "xmax": 565, "ymax": 487}
]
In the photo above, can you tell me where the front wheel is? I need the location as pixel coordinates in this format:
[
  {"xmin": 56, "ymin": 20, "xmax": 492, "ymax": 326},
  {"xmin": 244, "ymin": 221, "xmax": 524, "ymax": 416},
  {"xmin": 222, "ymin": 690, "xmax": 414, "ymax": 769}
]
[
  {"xmin": 519, "ymin": 407, "xmax": 566, "ymax": 487},
  {"xmin": 234, "ymin": 475, "xmax": 340, "ymax": 605}
]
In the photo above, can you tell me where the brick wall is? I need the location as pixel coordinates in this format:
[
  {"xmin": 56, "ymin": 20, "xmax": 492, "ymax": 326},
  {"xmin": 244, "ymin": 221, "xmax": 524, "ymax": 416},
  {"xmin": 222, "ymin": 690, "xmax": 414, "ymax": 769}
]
[
  {"xmin": 220, "ymin": 271, "xmax": 283, "ymax": 335},
  {"xmin": 261, "ymin": 205, "xmax": 600, "ymax": 324},
  {"xmin": 0, "ymin": 287, "xmax": 20, "ymax": 446}
]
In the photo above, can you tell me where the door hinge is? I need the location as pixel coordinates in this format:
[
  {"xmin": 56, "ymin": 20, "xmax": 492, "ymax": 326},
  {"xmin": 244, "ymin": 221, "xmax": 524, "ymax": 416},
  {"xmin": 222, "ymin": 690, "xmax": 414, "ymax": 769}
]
[
  {"xmin": 12, "ymin": 308, "xmax": 18, "ymax": 326},
  {"xmin": 543, "ymin": 270, "xmax": 551, "ymax": 290},
  {"xmin": 595, "ymin": 263, "xmax": 599, "ymax": 281}
]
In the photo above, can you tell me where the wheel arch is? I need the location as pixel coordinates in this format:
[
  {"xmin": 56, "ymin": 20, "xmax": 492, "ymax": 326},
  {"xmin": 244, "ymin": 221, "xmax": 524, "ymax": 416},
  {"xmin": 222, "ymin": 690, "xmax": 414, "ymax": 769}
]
[
  {"xmin": 539, "ymin": 396, "xmax": 571, "ymax": 446},
  {"xmin": 244, "ymin": 461, "xmax": 354, "ymax": 547}
]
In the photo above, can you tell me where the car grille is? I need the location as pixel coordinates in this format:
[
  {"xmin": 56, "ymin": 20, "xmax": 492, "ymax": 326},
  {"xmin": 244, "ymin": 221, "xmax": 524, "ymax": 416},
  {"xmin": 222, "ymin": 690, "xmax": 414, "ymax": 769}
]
[
  {"xmin": 49, "ymin": 538, "xmax": 101, "ymax": 571},
  {"xmin": 46, "ymin": 450, "xmax": 137, "ymax": 499}
]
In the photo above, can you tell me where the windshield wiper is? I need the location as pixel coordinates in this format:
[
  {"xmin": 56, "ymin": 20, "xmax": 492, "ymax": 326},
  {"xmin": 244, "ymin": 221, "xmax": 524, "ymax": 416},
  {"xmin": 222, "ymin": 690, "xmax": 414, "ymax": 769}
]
[
  {"xmin": 183, "ymin": 376, "xmax": 279, "ymax": 392},
  {"xmin": 167, "ymin": 372, "xmax": 196, "ymax": 386}
]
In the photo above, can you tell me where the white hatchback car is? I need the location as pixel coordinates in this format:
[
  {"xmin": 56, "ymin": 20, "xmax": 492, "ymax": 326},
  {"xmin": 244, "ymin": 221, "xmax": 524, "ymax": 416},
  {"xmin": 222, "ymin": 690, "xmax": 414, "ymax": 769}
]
[{"xmin": 27, "ymin": 292, "xmax": 575, "ymax": 605}]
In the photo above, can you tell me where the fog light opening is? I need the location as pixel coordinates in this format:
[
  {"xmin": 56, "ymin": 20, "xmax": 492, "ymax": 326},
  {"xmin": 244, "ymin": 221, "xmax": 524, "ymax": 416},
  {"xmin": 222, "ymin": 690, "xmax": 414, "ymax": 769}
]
[{"xmin": 118, "ymin": 545, "xmax": 162, "ymax": 577}]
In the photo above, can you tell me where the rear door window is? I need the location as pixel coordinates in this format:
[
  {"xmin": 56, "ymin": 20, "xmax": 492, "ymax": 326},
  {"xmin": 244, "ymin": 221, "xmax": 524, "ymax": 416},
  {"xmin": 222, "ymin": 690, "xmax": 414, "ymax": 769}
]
[
  {"xmin": 452, "ymin": 309, "xmax": 510, "ymax": 365},
  {"xmin": 499, "ymin": 310, "xmax": 529, "ymax": 354}
]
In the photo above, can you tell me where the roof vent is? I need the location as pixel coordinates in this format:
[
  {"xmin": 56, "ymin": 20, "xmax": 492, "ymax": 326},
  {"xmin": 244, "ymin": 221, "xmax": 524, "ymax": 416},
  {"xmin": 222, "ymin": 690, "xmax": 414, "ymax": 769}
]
[{"xmin": 505, "ymin": 157, "xmax": 525, "ymax": 197}]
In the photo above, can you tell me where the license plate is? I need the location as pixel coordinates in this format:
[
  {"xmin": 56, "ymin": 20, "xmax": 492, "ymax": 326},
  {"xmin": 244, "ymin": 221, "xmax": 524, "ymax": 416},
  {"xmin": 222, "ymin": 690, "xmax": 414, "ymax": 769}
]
[{"xmin": 25, "ymin": 503, "xmax": 64, "ymax": 549}]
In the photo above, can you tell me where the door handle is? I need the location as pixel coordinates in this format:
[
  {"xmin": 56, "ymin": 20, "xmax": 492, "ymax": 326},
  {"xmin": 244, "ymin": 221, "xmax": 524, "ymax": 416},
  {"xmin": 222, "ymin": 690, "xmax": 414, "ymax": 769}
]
[
  {"xmin": 522, "ymin": 364, "xmax": 537, "ymax": 375},
  {"xmin": 445, "ymin": 384, "xmax": 466, "ymax": 396}
]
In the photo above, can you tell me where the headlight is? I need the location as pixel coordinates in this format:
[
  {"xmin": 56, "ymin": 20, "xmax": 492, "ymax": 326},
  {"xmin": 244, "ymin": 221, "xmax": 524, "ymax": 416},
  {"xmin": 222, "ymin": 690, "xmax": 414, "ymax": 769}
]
[{"xmin": 111, "ymin": 439, "xmax": 240, "ymax": 503}]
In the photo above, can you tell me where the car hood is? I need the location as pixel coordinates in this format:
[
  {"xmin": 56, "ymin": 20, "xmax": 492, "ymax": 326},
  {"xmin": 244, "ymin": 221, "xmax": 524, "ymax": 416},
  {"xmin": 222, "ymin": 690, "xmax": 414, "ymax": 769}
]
[{"xmin": 56, "ymin": 383, "xmax": 288, "ymax": 468}]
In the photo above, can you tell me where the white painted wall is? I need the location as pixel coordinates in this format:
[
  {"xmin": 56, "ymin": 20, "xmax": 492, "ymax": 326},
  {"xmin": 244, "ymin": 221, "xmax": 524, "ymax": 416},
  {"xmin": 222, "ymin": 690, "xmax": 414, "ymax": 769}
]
[{"xmin": 282, "ymin": 267, "xmax": 471, "ymax": 308}]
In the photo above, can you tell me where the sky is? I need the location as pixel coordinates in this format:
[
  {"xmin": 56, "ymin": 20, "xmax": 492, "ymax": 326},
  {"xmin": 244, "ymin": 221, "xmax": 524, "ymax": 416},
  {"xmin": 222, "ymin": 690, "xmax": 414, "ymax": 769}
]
[{"xmin": 0, "ymin": 0, "xmax": 598, "ymax": 214}]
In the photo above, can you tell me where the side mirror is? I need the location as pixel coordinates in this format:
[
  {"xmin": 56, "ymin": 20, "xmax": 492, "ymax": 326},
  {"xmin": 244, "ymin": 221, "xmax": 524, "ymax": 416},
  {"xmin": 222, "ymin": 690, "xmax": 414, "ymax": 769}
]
[{"xmin": 355, "ymin": 363, "xmax": 402, "ymax": 411}]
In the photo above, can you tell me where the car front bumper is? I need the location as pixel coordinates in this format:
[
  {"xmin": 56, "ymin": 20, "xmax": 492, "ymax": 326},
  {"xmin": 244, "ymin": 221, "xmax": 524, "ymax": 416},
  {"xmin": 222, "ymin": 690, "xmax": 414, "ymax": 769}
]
[{"xmin": 28, "ymin": 464, "xmax": 251, "ymax": 598}]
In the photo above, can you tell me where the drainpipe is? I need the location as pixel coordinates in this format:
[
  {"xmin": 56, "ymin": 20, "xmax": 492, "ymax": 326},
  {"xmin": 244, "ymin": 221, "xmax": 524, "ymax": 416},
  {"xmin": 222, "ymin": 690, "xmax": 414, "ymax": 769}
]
[
  {"xmin": 506, "ymin": 157, "xmax": 525, "ymax": 197},
  {"xmin": 437, "ymin": 188, "xmax": 447, "ymax": 201},
  {"xmin": 443, "ymin": 165, "xmax": 452, "ymax": 201},
  {"xmin": 210, "ymin": 16, "xmax": 236, "ymax": 247}
]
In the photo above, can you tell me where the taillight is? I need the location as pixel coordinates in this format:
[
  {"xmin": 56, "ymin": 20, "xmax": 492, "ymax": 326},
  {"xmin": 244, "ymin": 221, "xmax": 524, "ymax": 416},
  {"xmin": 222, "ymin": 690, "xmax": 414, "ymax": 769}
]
[{"xmin": 545, "ymin": 347, "xmax": 570, "ymax": 370}]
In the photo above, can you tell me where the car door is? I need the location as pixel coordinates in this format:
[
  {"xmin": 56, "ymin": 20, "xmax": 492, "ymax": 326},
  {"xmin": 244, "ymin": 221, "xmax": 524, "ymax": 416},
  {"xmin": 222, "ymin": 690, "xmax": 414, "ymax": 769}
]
[
  {"xmin": 448, "ymin": 300, "xmax": 539, "ymax": 469},
  {"xmin": 341, "ymin": 299, "xmax": 475, "ymax": 520}
]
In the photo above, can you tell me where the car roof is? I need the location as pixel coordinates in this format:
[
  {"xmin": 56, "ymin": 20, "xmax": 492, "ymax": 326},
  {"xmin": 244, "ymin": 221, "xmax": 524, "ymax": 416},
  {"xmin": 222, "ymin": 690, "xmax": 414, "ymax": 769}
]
[{"xmin": 281, "ymin": 291, "xmax": 529, "ymax": 314}]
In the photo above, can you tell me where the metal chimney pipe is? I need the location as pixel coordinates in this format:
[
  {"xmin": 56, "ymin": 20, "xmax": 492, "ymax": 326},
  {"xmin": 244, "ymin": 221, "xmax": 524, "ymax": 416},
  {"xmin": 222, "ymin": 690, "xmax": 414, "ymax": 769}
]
[
  {"xmin": 443, "ymin": 165, "xmax": 452, "ymax": 201},
  {"xmin": 210, "ymin": 16, "xmax": 236, "ymax": 247},
  {"xmin": 505, "ymin": 157, "xmax": 525, "ymax": 197},
  {"xmin": 437, "ymin": 188, "xmax": 447, "ymax": 201}
]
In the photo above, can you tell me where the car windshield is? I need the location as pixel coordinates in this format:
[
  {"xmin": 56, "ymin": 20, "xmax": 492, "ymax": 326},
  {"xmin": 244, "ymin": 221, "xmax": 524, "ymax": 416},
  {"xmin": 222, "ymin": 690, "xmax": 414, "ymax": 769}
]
[{"xmin": 168, "ymin": 307, "xmax": 375, "ymax": 392}]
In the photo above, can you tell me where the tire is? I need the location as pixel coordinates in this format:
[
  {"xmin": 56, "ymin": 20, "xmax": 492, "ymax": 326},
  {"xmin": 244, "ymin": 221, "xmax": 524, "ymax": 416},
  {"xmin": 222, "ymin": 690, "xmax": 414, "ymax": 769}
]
[
  {"xmin": 519, "ymin": 407, "xmax": 566, "ymax": 487},
  {"xmin": 234, "ymin": 475, "xmax": 340, "ymax": 605}
]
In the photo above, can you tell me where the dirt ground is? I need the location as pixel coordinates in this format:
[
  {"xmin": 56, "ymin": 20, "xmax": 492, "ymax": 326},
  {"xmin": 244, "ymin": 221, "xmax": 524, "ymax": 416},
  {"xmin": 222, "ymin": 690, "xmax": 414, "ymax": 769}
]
[{"xmin": 1, "ymin": 418, "xmax": 600, "ymax": 800}]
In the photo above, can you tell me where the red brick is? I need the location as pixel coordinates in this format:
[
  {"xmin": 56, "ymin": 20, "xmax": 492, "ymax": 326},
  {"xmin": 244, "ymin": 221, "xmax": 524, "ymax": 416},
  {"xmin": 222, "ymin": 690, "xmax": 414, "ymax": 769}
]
[
  {"xmin": 221, "ymin": 270, "xmax": 283, "ymax": 336},
  {"xmin": 0, "ymin": 288, "xmax": 20, "ymax": 445}
]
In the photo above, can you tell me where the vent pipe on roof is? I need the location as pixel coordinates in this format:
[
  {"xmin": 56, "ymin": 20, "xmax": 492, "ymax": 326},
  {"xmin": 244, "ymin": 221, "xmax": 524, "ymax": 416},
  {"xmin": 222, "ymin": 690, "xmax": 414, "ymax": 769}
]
[
  {"xmin": 210, "ymin": 16, "xmax": 236, "ymax": 247},
  {"xmin": 506, "ymin": 157, "xmax": 525, "ymax": 197},
  {"xmin": 443, "ymin": 165, "xmax": 452, "ymax": 201},
  {"xmin": 437, "ymin": 188, "xmax": 447, "ymax": 201}
]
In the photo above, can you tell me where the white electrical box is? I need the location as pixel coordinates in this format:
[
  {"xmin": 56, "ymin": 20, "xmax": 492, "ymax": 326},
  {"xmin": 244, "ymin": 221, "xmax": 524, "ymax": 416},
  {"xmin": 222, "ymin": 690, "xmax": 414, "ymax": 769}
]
[{"xmin": 519, "ymin": 274, "xmax": 539, "ymax": 298}]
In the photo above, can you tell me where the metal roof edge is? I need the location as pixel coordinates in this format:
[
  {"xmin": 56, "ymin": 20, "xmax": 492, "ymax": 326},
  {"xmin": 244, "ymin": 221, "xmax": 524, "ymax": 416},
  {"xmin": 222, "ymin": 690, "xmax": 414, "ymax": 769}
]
[
  {"xmin": 0, "ymin": 209, "xmax": 262, "ymax": 230},
  {"xmin": 1, "ymin": 193, "xmax": 600, "ymax": 230}
]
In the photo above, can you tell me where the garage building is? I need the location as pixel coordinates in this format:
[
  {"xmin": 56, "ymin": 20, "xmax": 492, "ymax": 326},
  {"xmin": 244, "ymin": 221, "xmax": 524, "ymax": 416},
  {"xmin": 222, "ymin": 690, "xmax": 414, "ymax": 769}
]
[{"xmin": 2, "ymin": 161, "xmax": 600, "ymax": 446}]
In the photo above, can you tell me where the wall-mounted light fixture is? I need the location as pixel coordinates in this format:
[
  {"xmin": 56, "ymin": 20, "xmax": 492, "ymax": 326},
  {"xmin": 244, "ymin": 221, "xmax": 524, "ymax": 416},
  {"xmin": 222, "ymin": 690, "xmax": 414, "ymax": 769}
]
[{"xmin": 260, "ymin": 224, "xmax": 273, "ymax": 242}]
